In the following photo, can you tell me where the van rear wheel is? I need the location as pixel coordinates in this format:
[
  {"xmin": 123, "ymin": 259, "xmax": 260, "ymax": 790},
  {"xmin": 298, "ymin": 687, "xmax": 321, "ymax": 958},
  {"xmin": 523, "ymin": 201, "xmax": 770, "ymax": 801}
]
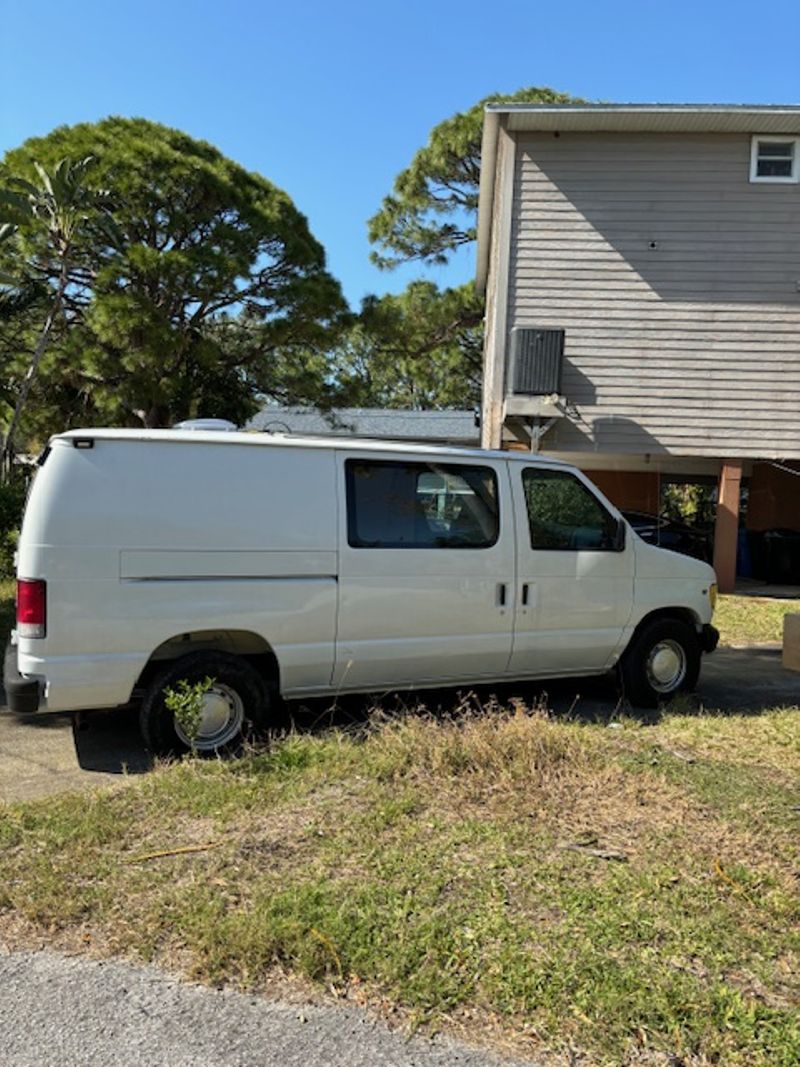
[
  {"xmin": 139, "ymin": 651, "xmax": 269, "ymax": 757},
  {"xmin": 619, "ymin": 617, "xmax": 701, "ymax": 708}
]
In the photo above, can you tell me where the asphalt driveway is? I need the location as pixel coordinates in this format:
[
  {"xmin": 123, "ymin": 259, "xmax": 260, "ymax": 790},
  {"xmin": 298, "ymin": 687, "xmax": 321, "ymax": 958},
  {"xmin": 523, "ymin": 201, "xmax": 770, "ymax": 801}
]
[
  {"xmin": 0, "ymin": 949, "xmax": 542, "ymax": 1067},
  {"xmin": 1, "ymin": 645, "xmax": 798, "ymax": 804}
]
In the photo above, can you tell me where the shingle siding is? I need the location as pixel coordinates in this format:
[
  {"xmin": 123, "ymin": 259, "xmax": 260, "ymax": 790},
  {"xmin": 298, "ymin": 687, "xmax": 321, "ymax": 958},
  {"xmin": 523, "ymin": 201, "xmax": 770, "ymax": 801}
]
[{"xmin": 507, "ymin": 132, "xmax": 800, "ymax": 458}]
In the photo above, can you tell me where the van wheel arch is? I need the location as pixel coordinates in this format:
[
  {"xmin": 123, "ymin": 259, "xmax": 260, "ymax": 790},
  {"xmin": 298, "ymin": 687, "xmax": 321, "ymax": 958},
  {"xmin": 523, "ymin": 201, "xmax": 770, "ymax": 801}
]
[
  {"xmin": 630, "ymin": 607, "xmax": 701, "ymax": 634},
  {"xmin": 132, "ymin": 630, "xmax": 281, "ymax": 704}
]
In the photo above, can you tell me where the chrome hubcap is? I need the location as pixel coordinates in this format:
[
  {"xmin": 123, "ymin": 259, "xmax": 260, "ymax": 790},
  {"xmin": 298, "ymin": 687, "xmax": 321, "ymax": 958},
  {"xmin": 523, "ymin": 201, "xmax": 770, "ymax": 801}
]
[
  {"xmin": 174, "ymin": 683, "xmax": 245, "ymax": 751},
  {"xmin": 646, "ymin": 639, "xmax": 687, "ymax": 694}
]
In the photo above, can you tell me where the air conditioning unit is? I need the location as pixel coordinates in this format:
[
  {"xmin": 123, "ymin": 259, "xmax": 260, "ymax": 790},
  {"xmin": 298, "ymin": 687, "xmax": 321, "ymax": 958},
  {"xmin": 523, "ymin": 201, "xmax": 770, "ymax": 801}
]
[{"xmin": 509, "ymin": 328, "xmax": 564, "ymax": 396}]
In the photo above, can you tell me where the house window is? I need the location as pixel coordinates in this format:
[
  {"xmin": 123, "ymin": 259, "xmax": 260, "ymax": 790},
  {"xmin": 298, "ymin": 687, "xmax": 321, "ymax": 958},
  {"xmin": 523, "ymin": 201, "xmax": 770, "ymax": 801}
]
[{"xmin": 750, "ymin": 136, "xmax": 800, "ymax": 183}]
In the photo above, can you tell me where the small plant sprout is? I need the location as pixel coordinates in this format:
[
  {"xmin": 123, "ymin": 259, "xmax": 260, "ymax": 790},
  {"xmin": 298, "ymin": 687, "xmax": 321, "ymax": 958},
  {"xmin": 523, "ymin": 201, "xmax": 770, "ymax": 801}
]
[{"xmin": 163, "ymin": 676, "xmax": 215, "ymax": 750}]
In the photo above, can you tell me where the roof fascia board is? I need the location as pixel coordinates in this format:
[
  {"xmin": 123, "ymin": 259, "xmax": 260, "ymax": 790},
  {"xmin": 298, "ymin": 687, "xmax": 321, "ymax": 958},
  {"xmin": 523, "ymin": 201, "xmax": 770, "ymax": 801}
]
[
  {"xmin": 481, "ymin": 103, "xmax": 800, "ymax": 135},
  {"xmin": 475, "ymin": 109, "xmax": 501, "ymax": 295}
]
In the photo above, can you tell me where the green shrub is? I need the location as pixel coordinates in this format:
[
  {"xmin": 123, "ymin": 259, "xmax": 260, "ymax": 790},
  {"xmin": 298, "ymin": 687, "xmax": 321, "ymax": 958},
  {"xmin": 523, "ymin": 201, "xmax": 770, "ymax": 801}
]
[
  {"xmin": 0, "ymin": 480, "xmax": 27, "ymax": 578},
  {"xmin": 164, "ymin": 676, "xmax": 215, "ymax": 748}
]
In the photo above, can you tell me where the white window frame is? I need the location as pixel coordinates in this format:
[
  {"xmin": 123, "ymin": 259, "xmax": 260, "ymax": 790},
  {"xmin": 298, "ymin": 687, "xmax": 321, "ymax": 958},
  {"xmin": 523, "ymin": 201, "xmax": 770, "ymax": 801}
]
[{"xmin": 749, "ymin": 135, "xmax": 800, "ymax": 184}]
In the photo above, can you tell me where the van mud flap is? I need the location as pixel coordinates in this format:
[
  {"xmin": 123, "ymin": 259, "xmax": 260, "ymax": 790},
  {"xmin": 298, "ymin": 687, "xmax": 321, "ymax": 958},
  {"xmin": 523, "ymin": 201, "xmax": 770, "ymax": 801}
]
[
  {"xmin": 3, "ymin": 641, "xmax": 41, "ymax": 713},
  {"xmin": 700, "ymin": 624, "xmax": 720, "ymax": 654}
]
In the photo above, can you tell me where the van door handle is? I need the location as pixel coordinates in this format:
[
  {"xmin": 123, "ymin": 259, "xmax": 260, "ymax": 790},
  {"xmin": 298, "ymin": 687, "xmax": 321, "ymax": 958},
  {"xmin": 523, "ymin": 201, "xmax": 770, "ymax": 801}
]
[
  {"xmin": 521, "ymin": 583, "xmax": 529, "ymax": 606},
  {"xmin": 497, "ymin": 583, "xmax": 507, "ymax": 607}
]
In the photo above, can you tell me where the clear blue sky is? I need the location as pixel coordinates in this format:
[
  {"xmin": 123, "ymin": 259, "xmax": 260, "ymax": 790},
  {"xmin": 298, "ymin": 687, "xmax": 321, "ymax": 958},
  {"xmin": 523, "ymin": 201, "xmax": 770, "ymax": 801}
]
[{"xmin": 2, "ymin": 0, "xmax": 799, "ymax": 309}]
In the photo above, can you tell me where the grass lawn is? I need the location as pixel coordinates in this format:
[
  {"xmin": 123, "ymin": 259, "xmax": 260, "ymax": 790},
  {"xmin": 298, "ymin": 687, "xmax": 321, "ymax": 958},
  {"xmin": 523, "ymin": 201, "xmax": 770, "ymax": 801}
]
[
  {"xmin": 1, "ymin": 585, "xmax": 798, "ymax": 1063},
  {"xmin": 715, "ymin": 594, "xmax": 800, "ymax": 646}
]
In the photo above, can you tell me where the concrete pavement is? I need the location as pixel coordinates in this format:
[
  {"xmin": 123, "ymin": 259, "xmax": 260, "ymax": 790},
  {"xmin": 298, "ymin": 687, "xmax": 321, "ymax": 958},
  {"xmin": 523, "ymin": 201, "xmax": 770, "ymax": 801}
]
[
  {"xmin": 0, "ymin": 705, "xmax": 150, "ymax": 803},
  {"xmin": 0, "ymin": 949, "xmax": 542, "ymax": 1067}
]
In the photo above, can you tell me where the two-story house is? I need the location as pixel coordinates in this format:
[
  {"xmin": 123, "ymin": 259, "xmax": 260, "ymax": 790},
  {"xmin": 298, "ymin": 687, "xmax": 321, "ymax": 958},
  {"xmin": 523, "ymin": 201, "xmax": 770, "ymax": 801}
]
[{"xmin": 477, "ymin": 104, "xmax": 800, "ymax": 590}]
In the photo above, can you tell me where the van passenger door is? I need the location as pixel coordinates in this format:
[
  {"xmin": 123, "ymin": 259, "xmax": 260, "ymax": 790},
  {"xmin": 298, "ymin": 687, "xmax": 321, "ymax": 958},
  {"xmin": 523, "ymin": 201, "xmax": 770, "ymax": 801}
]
[
  {"xmin": 333, "ymin": 454, "xmax": 515, "ymax": 690},
  {"xmin": 508, "ymin": 466, "xmax": 634, "ymax": 675}
]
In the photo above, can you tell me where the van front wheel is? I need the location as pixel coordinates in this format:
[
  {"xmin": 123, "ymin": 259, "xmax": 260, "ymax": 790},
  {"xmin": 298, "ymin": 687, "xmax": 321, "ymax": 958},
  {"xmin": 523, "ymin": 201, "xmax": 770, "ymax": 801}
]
[
  {"xmin": 139, "ymin": 651, "xmax": 269, "ymax": 756},
  {"xmin": 619, "ymin": 618, "xmax": 701, "ymax": 708}
]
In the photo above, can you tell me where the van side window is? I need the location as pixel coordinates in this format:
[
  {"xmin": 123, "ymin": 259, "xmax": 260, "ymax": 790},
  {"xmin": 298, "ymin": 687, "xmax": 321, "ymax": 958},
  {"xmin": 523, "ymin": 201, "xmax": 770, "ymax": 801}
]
[
  {"xmin": 522, "ymin": 469, "xmax": 619, "ymax": 551},
  {"xmin": 346, "ymin": 460, "xmax": 499, "ymax": 548}
]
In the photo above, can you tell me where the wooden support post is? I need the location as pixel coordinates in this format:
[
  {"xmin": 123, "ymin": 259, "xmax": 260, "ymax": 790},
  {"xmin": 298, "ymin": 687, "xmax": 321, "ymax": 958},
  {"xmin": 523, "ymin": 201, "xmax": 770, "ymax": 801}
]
[
  {"xmin": 713, "ymin": 459, "xmax": 743, "ymax": 594},
  {"xmin": 480, "ymin": 122, "xmax": 515, "ymax": 450},
  {"xmin": 783, "ymin": 614, "xmax": 800, "ymax": 672}
]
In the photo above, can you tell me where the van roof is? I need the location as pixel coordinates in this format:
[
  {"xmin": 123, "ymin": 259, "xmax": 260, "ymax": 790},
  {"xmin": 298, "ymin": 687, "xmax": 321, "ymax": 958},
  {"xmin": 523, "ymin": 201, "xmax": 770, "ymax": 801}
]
[{"xmin": 55, "ymin": 427, "xmax": 575, "ymax": 468}]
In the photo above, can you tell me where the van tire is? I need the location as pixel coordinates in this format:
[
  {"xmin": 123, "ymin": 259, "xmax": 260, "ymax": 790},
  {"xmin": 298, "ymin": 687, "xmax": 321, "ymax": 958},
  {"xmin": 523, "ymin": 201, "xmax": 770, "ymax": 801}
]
[
  {"xmin": 139, "ymin": 651, "xmax": 269, "ymax": 757},
  {"xmin": 619, "ymin": 617, "xmax": 701, "ymax": 708}
]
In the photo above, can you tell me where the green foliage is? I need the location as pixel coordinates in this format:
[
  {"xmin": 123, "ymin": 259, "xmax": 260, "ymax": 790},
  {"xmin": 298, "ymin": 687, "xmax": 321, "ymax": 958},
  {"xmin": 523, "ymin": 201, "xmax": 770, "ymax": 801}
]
[
  {"xmin": 164, "ymin": 676, "xmax": 215, "ymax": 748},
  {"xmin": 329, "ymin": 280, "xmax": 483, "ymax": 409},
  {"xmin": 663, "ymin": 482, "xmax": 716, "ymax": 526},
  {"xmin": 0, "ymin": 156, "xmax": 117, "ymax": 470},
  {"xmin": 0, "ymin": 118, "xmax": 347, "ymax": 437},
  {"xmin": 0, "ymin": 155, "xmax": 116, "ymax": 255},
  {"xmin": 368, "ymin": 86, "xmax": 582, "ymax": 269},
  {"xmin": 0, "ymin": 280, "xmax": 45, "ymax": 323},
  {"xmin": 0, "ymin": 577, "xmax": 14, "ymax": 638},
  {"xmin": 0, "ymin": 478, "xmax": 26, "ymax": 576}
]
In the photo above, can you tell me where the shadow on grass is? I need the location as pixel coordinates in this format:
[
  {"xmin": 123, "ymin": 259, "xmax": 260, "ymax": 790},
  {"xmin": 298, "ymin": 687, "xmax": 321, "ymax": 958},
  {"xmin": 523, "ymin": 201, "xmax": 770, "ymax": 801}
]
[
  {"xmin": 288, "ymin": 672, "xmax": 630, "ymax": 735},
  {"xmin": 288, "ymin": 644, "xmax": 800, "ymax": 738}
]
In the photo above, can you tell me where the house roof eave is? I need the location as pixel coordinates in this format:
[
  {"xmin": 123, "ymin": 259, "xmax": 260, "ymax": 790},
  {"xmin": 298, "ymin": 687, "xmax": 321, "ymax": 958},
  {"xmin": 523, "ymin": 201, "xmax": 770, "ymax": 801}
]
[
  {"xmin": 483, "ymin": 102, "xmax": 800, "ymax": 135},
  {"xmin": 475, "ymin": 109, "xmax": 501, "ymax": 296}
]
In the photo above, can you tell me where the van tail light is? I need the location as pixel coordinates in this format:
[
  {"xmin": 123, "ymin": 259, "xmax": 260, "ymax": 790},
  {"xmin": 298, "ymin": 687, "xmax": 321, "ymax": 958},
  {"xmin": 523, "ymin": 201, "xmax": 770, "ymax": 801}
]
[{"xmin": 17, "ymin": 579, "xmax": 46, "ymax": 638}]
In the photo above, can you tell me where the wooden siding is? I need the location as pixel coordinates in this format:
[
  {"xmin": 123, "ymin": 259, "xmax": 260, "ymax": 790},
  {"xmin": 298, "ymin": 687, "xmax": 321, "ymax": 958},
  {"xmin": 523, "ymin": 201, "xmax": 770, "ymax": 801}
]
[
  {"xmin": 507, "ymin": 133, "xmax": 800, "ymax": 458},
  {"xmin": 482, "ymin": 122, "xmax": 517, "ymax": 449}
]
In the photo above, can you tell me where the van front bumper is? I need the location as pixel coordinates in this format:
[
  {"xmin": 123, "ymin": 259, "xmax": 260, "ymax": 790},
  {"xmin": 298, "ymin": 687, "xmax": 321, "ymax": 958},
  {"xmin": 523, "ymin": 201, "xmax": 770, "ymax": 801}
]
[
  {"xmin": 3, "ymin": 641, "xmax": 41, "ymax": 714},
  {"xmin": 701, "ymin": 624, "xmax": 720, "ymax": 654}
]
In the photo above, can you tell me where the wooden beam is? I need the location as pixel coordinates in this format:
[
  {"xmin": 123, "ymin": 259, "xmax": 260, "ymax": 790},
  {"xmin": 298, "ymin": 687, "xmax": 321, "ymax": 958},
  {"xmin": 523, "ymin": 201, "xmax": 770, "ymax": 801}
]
[
  {"xmin": 480, "ymin": 121, "xmax": 515, "ymax": 450},
  {"xmin": 713, "ymin": 459, "xmax": 743, "ymax": 593}
]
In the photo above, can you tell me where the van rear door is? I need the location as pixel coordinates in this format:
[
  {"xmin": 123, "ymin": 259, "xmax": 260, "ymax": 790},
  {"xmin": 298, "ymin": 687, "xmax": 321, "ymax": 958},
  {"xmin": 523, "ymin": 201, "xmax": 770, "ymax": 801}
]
[
  {"xmin": 507, "ymin": 464, "xmax": 634, "ymax": 675},
  {"xmin": 332, "ymin": 452, "xmax": 515, "ymax": 689}
]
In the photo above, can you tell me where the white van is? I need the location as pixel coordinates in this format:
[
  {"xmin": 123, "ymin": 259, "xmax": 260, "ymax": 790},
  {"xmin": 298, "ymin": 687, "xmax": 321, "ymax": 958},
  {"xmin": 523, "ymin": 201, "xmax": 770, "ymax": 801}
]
[{"xmin": 4, "ymin": 429, "xmax": 719, "ymax": 753}]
